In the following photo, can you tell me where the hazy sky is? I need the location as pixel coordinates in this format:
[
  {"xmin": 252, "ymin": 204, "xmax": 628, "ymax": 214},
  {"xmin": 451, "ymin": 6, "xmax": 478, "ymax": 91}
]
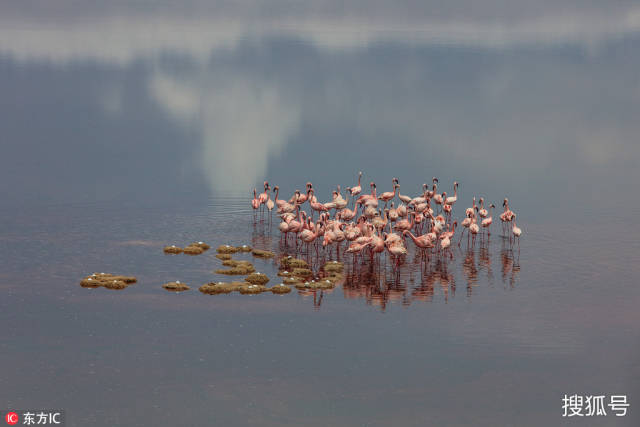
[{"xmin": 1, "ymin": 1, "xmax": 640, "ymax": 219}]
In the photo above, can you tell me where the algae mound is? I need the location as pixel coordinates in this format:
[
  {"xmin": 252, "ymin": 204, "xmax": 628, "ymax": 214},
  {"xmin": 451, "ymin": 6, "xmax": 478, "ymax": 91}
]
[
  {"xmin": 103, "ymin": 279, "xmax": 128, "ymax": 290},
  {"xmin": 190, "ymin": 241, "xmax": 211, "ymax": 250},
  {"xmin": 79, "ymin": 273, "xmax": 137, "ymax": 290},
  {"xmin": 215, "ymin": 260, "xmax": 255, "ymax": 275},
  {"xmin": 238, "ymin": 283, "xmax": 268, "ymax": 294},
  {"xmin": 163, "ymin": 245, "xmax": 183, "ymax": 254},
  {"xmin": 215, "ymin": 253, "xmax": 232, "ymax": 260},
  {"xmin": 199, "ymin": 281, "xmax": 245, "ymax": 294},
  {"xmin": 270, "ymin": 284, "xmax": 292, "ymax": 294},
  {"xmin": 245, "ymin": 272, "xmax": 270, "ymax": 285},
  {"xmin": 292, "ymin": 267, "xmax": 313, "ymax": 277},
  {"xmin": 251, "ymin": 248, "xmax": 275, "ymax": 258},
  {"xmin": 162, "ymin": 281, "xmax": 190, "ymax": 291},
  {"xmin": 280, "ymin": 257, "xmax": 309, "ymax": 269},
  {"xmin": 183, "ymin": 245, "xmax": 205, "ymax": 255},
  {"xmin": 217, "ymin": 245, "xmax": 239, "ymax": 254},
  {"xmin": 236, "ymin": 245, "xmax": 252, "ymax": 252},
  {"xmin": 323, "ymin": 261, "xmax": 345, "ymax": 273},
  {"xmin": 294, "ymin": 279, "xmax": 335, "ymax": 290},
  {"xmin": 281, "ymin": 276, "xmax": 304, "ymax": 285}
]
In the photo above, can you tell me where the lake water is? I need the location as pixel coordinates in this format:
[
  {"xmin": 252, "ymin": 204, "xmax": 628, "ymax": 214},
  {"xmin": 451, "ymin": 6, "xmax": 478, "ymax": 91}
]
[{"xmin": 1, "ymin": 2, "xmax": 640, "ymax": 426}]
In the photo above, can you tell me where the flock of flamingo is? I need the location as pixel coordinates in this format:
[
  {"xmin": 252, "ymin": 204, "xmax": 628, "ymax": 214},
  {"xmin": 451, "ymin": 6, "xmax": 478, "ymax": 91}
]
[{"xmin": 251, "ymin": 172, "xmax": 522, "ymax": 267}]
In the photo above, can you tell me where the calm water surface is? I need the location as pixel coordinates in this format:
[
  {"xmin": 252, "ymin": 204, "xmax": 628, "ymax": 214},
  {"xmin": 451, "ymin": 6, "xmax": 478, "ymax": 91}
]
[
  {"xmin": 2, "ymin": 1, "xmax": 640, "ymax": 426},
  {"xmin": 1, "ymin": 199, "xmax": 638, "ymax": 426}
]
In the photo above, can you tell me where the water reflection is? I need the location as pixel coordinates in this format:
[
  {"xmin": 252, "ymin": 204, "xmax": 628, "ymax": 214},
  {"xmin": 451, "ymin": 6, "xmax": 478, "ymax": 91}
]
[
  {"xmin": 1, "ymin": 3, "xmax": 640, "ymax": 220},
  {"xmin": 249, "ymin": 218, "xmax": 521, "ymax": 310}
]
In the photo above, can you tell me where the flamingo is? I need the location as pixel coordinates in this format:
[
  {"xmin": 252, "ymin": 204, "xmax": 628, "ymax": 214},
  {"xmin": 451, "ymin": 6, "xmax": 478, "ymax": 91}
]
[
  {"xmin": 384, "ymin": 231, "xmax": 402, "ymax": 247},
  {"xmin": 469, "ymin": 215, "xmax": 480, "ymax": 245},
  {"xmin": 386, "ymin": 241, "xmax": 408, "ymax": 268},
  {"xmin": 410, "ymin": 184, "xmax": 428, "ymax": 206},
  {"xmin": 357, "ymin": 182, "xmax": 377, "ymax": 207},
  {"xmin": 500, "ymin": 198, "xmax": 515, "ymax": 234},
  {"xmin": 397, "ymin": 203, "xmax": 408, "ymax": 218},
  {"xmin": 378, "ymin": 181, "xmax": 399, "ymax": 207},
  {"xmin": 445, "ymin": 182, "xmax": 458, "ymax": 206},
  {"xmin": 403, "ymin": 230, "xmax": 435, "ymax": 259},
  {"xmin": 466, "ymin": 197, "xmax": 477, "ymax": 217},
  {"xmin": 338, "ymin": 205, "xmax": 356, "ymax": 221},
  {"xmin": 440, "ymin": 233, "xmax": 452, "ymax": 258},
  {"xmin": 458, "ymin": 212, "xmax": 474, "ymax": 245},
  {"xmin": 478, "ymin": 197, "xmax": 488, "ymax": 220},
  {"xmin": 349, "ymin": 171, "xmax": 363, "ymax": 198},
  {"xmin": 273, "ymin": 186, "xmax": 287, "ymax": 209},
  {"xmin": 481, "ymin": 204, "xmax": 495, "ymax": 236},
  {"xmin": 251, "ymin": 188, "xmax": 260, "ymax": 212},
  {"xmin": 388, "ymin": 202, "xmax": 399, "ymax": 222},
  {"xmin": 511, "ymin": 213, "xmax": 522, "ymax": 246},
  {"xmin": 258, "ymin": 181, "xmax": 270, "ymax": 213},
  {"xmin": 398, "ymin": 184, "xmax": 412, "ymax": 205},
  {"xmin": 431, "ymin": 178, "xmax": 442, "ymax": 205},
  {"xmin": 266, "ymin": 195, "xmax": 274, "ymax": 216},
  {"xmin": 394, "ymin": 211, "xmax": 415, "ymax": 234}
]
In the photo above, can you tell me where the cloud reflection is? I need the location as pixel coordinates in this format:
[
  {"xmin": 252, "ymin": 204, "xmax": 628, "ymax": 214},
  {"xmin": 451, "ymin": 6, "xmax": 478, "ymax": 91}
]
[{"xmin": 150, "ymin": 70, "xmax": 300, "ymax": 193}]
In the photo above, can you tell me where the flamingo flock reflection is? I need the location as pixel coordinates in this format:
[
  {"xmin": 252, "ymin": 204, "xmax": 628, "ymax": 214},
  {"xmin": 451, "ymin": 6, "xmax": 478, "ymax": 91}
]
[{"xmin": 250, "ymin": 172, "xmax": 522, "ymax": 310}]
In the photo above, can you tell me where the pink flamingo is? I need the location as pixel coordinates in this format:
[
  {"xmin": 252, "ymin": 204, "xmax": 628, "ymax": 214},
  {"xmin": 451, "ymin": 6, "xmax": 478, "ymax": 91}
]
[
  {"xmin": 251, "ymin": 189, "xmax": 260, "ymax": 215},
  {"xmin": 478, "ymin": 197, "xmax": 488, "ymax": 220},
  {"xmin": 469, "ymin": 214, "xmax": 480, "ymax": 246},
  {"xmin": 397, "ymin": 203, "xmax": 408, "ymax": 218},
  {"xmin": 273, "ymin": 186, "xmax": 287, "ymax": 209},
  {"xmin": 403, "ymin": 230, "xmax": 435, "ymax": 259},
  {"xmin": 465, "ymin": 197, "xmax": 477, "ymax": 217},
  {"xmin": 481, "ymin": 204, "xmax": 495, "ymax": 236},
  {"xmin": 394, "ymin": 211, "xmax": 415, "ymax": 234},
  {"xmin": 357, "ymin": 182, "xmax": 377, "ymax": 207},
  {"xmin": 378, "ymin": 181, "xmax": 399, "ymax": 208},
  {"xmin": 307, "ymin": 189, "xmax": 326, "ymax": 215},
  {"xmin": 445, "ymin": 182, "xmax": 458, "ymax": 206},
  {"xmin": 258, "ymin": 181, "xmax": 270, "ymax": 213},
  {"xmin": 349, "ymin": 171, "xmax": 363, "ymax": 198},
  {"xmin": 511, "ymin": 213, "xmax": 522, "ymax": 246}
]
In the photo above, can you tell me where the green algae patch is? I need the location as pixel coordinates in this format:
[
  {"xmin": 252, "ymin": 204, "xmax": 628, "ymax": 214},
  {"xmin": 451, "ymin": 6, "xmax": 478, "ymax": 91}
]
[
  {"xmin": 162, "ymin": 281, "xmax": 190, "ymax": 292},
  {"xmin": 238, "ymin": 283, "xmax": 268, "ymax": 294},
  {"xmin": 280, "ymin": 257, "xmax": 309, "ymax": 269},
  {"xmin": 236, "ymin": 245, "xmax": 252, "ymax": 252},
  {"xmin": 270, "ymin": 284, "xmax": 292, "ymax": 294},
  {"xmin": 323, "ymin": 261, "xmax": 345, "ymax": 273},
  {"xmin": 217, "ymin": 245, "xmax": 239, "ymax": 254},
  {"xmin": 251, "ymin": 248, "xmax": 275, "ymax": 258},
  {"xmin": 245, "ymin": 272, "xmax": 270, "ymax": 285},
  {"xmin": 80, "ymin": 273, "xmax": 136, "ymax": 290},
  {"xmin": 199, "ymin": 281, "xmax": 245, "ymax": 294},
  {"xmin": 215, "ymin": 253, "xmax": 233, "ymax": 260},
  {"xmin": 163, "ymin": 245, "xmax": 183, "ymax": 254}
]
